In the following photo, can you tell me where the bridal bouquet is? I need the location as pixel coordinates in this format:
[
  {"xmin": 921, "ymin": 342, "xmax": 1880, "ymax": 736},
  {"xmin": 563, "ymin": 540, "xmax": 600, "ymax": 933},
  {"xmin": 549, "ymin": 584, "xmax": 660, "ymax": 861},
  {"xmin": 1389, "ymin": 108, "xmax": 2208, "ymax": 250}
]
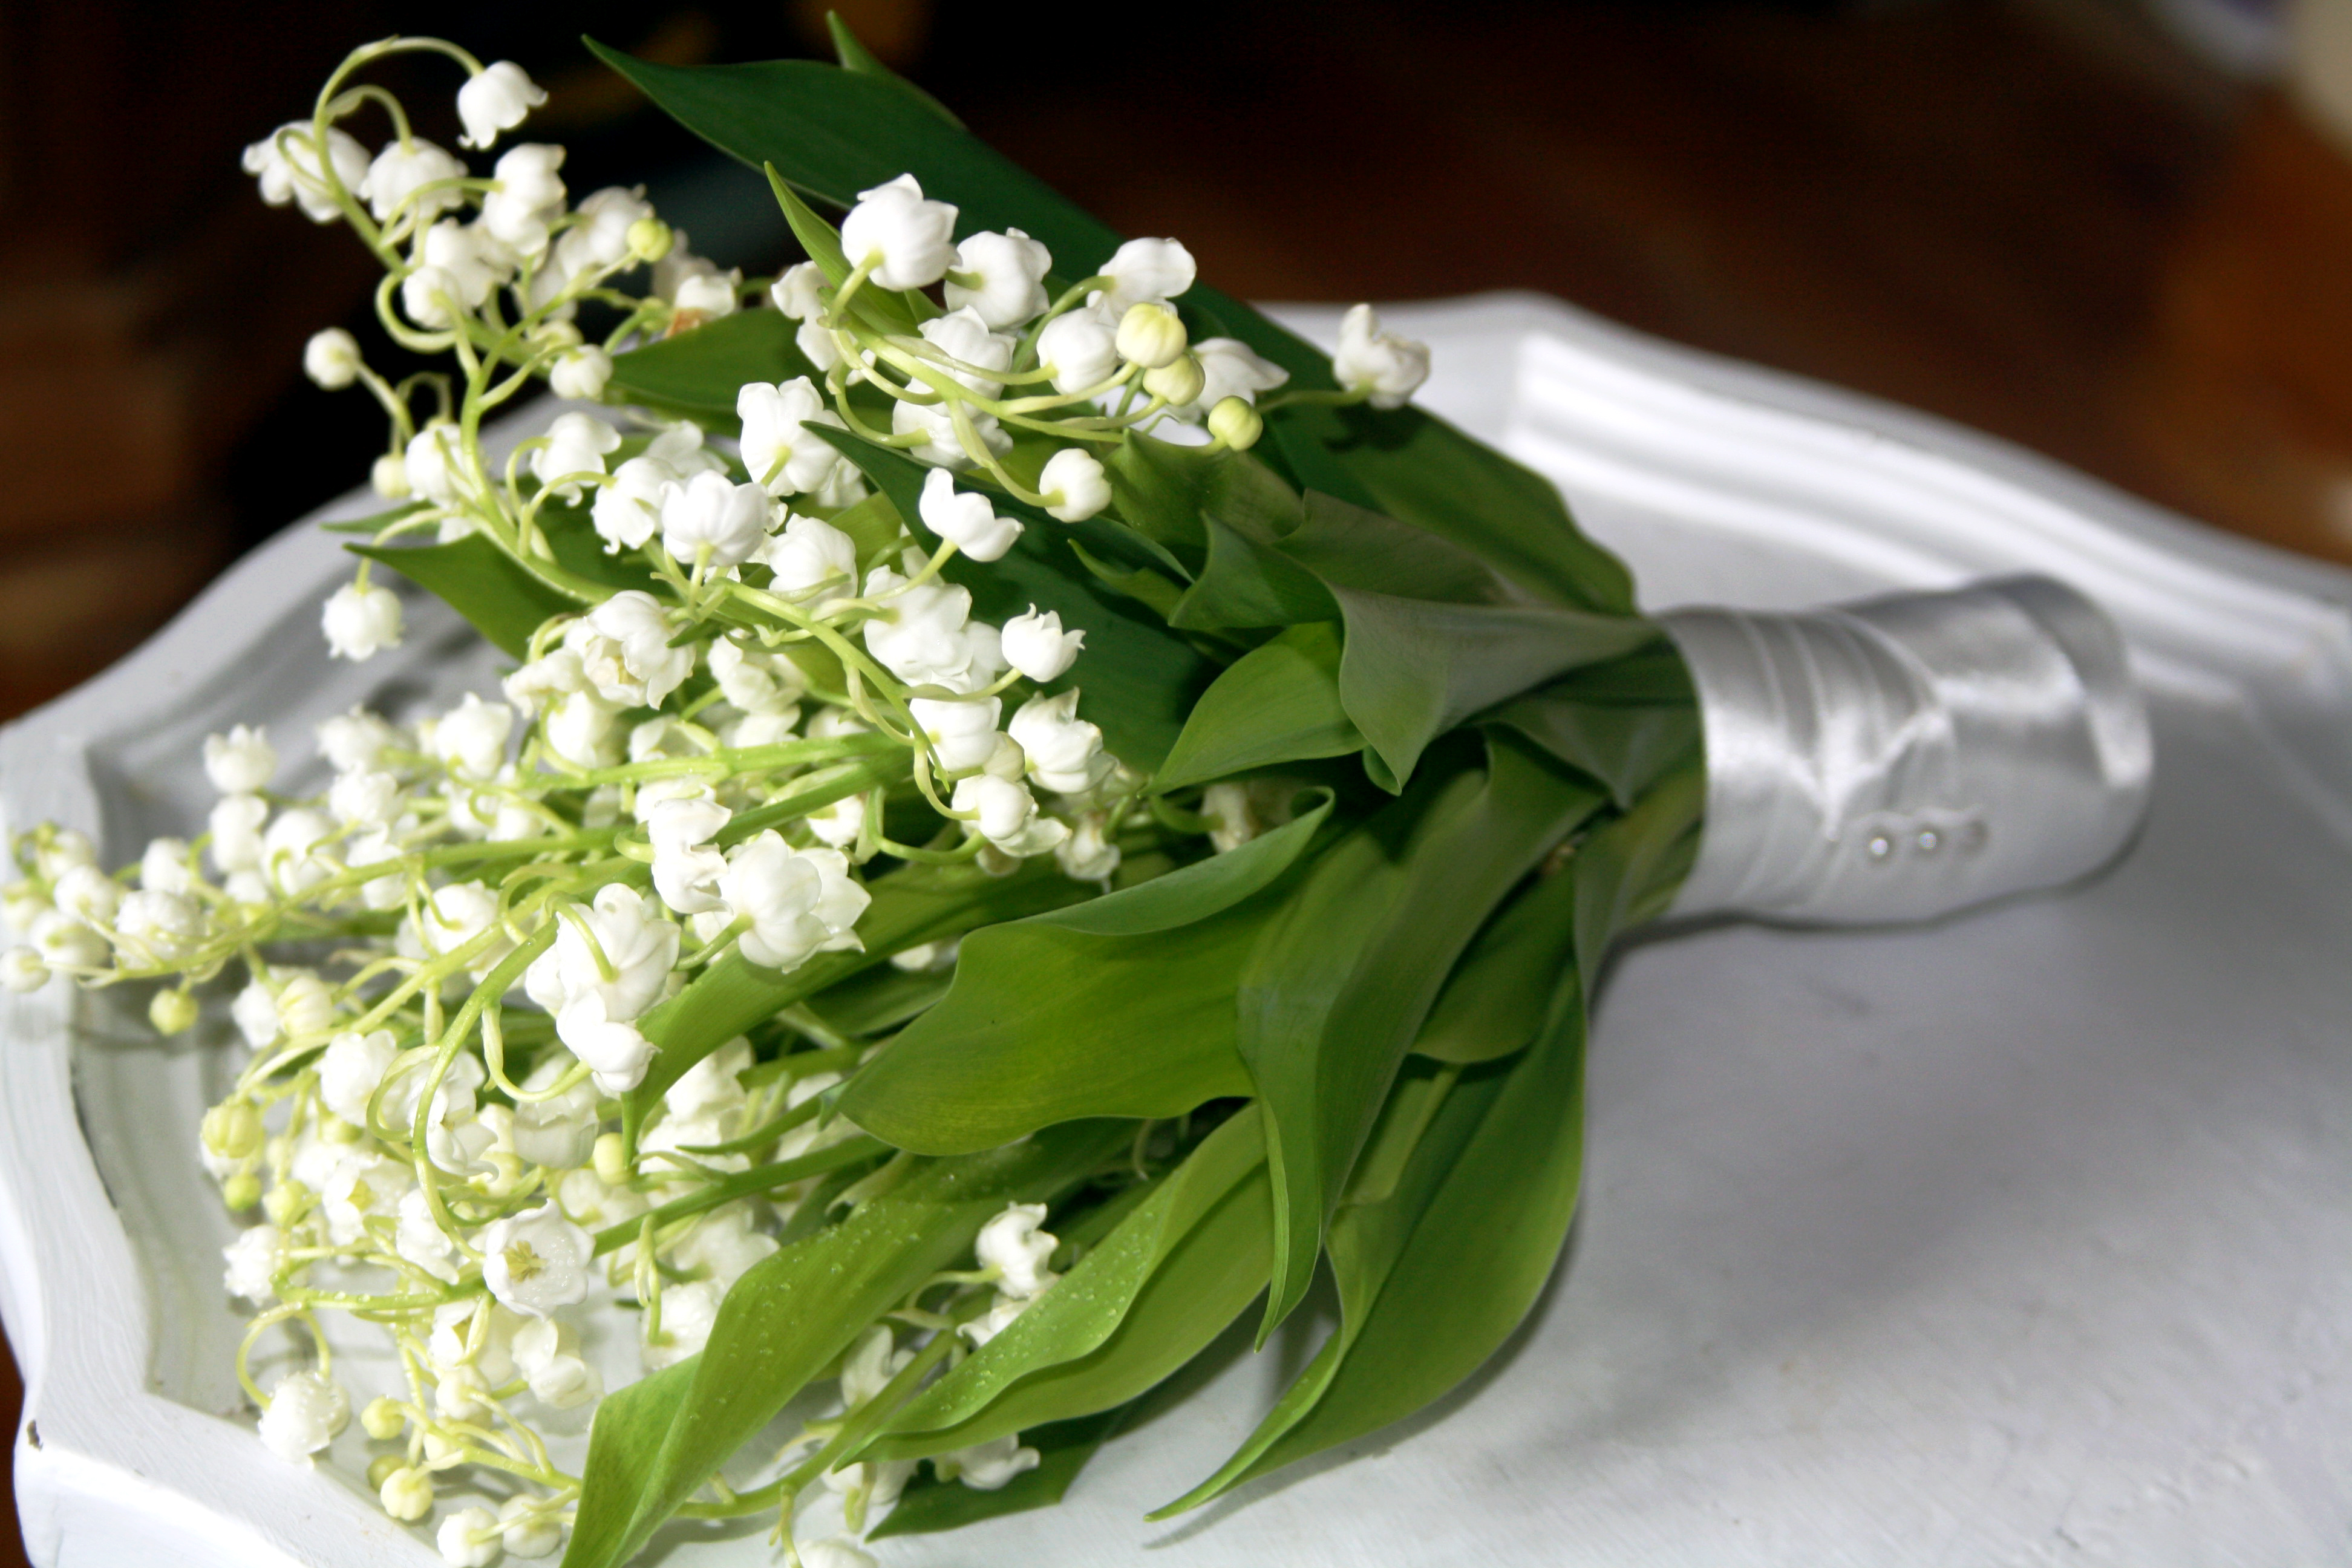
[{"xmin": 4, "ymin": 25, "xmax": 1707, "ymax": 1568}]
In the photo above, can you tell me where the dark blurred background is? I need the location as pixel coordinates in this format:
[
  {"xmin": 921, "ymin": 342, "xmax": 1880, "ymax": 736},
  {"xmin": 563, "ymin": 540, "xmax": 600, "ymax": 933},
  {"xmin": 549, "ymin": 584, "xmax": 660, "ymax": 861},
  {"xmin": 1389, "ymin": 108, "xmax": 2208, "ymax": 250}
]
[{"xmin": 0, "ymin": 0, "xmax": 2347, "ymax": 1551}]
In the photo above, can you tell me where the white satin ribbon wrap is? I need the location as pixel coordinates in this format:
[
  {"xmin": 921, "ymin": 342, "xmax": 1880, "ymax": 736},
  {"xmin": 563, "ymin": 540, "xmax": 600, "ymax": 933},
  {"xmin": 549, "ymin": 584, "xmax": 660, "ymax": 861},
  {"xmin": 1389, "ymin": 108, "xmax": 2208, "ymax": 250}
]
[{"xmin": 1659, "ymin": 577, "xmax": 2152, "ymax": 924}]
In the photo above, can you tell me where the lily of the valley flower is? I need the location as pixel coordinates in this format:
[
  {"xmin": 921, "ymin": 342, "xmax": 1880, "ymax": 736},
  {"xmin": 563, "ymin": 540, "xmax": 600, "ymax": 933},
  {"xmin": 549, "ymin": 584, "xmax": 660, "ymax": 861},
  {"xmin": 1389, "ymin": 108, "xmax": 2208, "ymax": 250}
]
[
  {"xmin": 716, "ymin": 832, "xmax": 869, "ymax": 972},
  {"xmin": 839, "ymin": 173, "xmax": 958, "ymax": 290},
  {"xmin": 918, "ymin": 468, "xmax": 1022, "ymax": 561},
  {"xmin": 1333, "ymin": 302, "xmax": 1432, "ymax": 410},
  {"xmin": 204, "ymin": 725, "xmax": 276, "ymax": 794},
  {"xmin": 976, "ymin": 1201, "xmax": 1061, "ymax": 1297},
  {"xmin": 1009, "ymin": 689, "xmax": 1110, "ymax": 794},
  {"xmin": 258, "ymin": 1368, "xmax": 348, "ymax": 1463},
  {"xmin": 530, "ymin": 411, "xmax": 619, "ymax": 501},
  {"xmin": 946, "ymin": 229, "xmax": 1052, "ymax": 328},
  {"xmin": 1039, "ymin": 448, "xmax": 1111, "ymax": 523},
  {"xmin": 243, "ymin": 122, "xmax": 368, "ymax": 224},
  {"xmin": 1000, "ymin": 606, "xmax": 1085, "ymax": 682},
  {"xmin": 456, "ymin": 60, "xmax": 545, "ymax": 151},
  {"xmin": 322, "ymin": 580, "xmax": 404, "ymax": 660},
  {"xmin": 1097, "ymin": 236, "xmax": 1197, "ymax": 313},
  {"xmin": 660, "ymin": 470, "xmax": 770, "ymax": 570},
  {"xmin": 479, "ymin": 1201, "xmax": 593, "ymax": 1317}
]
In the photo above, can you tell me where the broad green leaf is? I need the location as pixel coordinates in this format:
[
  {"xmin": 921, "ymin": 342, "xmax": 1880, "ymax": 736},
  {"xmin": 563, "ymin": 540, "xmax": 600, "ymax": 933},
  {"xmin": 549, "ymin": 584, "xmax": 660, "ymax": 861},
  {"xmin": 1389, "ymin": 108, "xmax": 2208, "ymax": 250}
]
[
  {"xmin": 1161, "ymin": 942, "xmax": 1589, "ymax": 1513},
  {"xmin": 1237, "ymin": 734, "xmax": 1603, "ymax": 1338},
  {"xmin": 563, "ymin": 1361, "xmax": 698, "ymax": 1568},
  {"xmin": 875, "ymin": 1108, "xmax": 1264, "ymax": 1450},
  {"xmin": 823, "ymin": 12, "xmax": 964, "ymax": 131},
  {"xmin": 626, "ymin": 854, "xmax": 1089, "ymax": 1134},
  {"xmin": 1067, "ymin": 539, "xmax": 1186, "ymax": 621},
  {"xmin": 1153, "ymin": 622, "xmax": 1361, "ymax": 792},
  {"xmin": 1483, "ymin": 687, "xmax": 1700, "ymax": 810},
  {"xmin": 605, "ymin": 309, "xmax": 820, "ymax": 423},
  {"xmin": 866, "ymin": 1407, "xmax": 1126, "ymax": 1540},
  {"xmin": 348, "ymin": 535, "xmax": 583, "ymax": 658},
  {"xmin": 1168, "ymin": 517, "xmax": 1335, "ymax": 632},
  {"xmin": 1276, "ymin": 494, "xmax": 1658, "ymax": 788},
  {"xmin": 1412, "ymin": 854, "xmax": 1581, "ymax": 1065},
  {"xmin": 1338, "ymin": 1054, "xmax": 1457, "ymax": 1206},
  {"xmin": 1572, "ymin": 760, "xmax": 1705, "ymax": 980},
  {"xmin": 841, "ymin": 802, "xmax": 1331, "ymax": 1152},
  {"xmin": 319, "ymin": 500, "xmax": 429, "ymax": 535},
  {"xmin": 561, "ymin": 1121, "xmax": 1128, "ymax": 1568}
]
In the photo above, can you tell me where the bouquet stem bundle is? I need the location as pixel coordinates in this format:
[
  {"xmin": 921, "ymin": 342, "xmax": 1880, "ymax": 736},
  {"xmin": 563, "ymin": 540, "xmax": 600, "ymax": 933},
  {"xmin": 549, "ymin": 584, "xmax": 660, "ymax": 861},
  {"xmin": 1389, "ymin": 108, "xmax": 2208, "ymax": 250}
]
[{"xmin": 5, "ymin": 22, "xmax": 1704, "ymax": 1568}]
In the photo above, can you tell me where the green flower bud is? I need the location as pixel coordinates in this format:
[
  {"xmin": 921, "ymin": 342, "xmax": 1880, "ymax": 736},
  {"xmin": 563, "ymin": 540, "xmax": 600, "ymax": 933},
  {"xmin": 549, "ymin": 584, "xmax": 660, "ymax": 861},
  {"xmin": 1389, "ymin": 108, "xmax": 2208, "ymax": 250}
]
[
  {"xmin": 263, "ymin": 1181, "xmax": 306, "ymax": 1227},
  {"xmin": 361, "ymin": 1396, "xmax": 407, "ymax": 1442},
  {"xmin": 365, "ymin": 1453, "xmax": 404, "ymax": 1490},
  {"xmin": 1142, "ymin": 353, "xmax": 1206, "ymax": 408},
  {"xmin": 221, "ymin": 1172, "xmax": 262, "ymax": 1212},
  {"xmin": 1115, "ymin": 302, "xmax": 1187, "ymax": 370},
  {"xmin": 626, "ymin": 216, "xmax": 675, "ymax": 264},
  {"xmin": 149, "ymin": 987, "xmax": 198, "ymax": 1036},
  {"xmin": 201, "ymin": 1099, "xmax": 264, "ymax": 1161},
  {"xmin": 1208, "ymin": 396, "xmax": 1264, "ymax": 451}
]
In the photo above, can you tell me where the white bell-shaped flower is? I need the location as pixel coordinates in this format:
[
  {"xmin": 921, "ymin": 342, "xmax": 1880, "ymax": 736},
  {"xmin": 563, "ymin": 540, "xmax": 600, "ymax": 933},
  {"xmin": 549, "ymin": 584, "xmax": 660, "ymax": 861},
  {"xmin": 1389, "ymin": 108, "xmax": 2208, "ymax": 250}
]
[
  {"xmin": 944, "ymin": 1433, "xmax": 1042, "ymax": 1491},
  {"xmin": 429, "ymin": 694, "xmax": 515, "ymax": 779},
  {"xmin": 209, "ymin": 794, "xmax": 267, "ymax": 876},
  {"xmin": 641, "ymin": 1278, "xmax": 723, "ymax": 1370},
  {"xmin": 549, "ymin": 344, "xmax": 612, "ymax": 400},
  {"xmin": 1333, "ymin": 303, "xmax": 1431, "ymax": 410},
  {"xmin": 890, "ymin": 396, "xmax": 1007, "ymax": 470},
  {"xmin": 717, "ymin": 833, "xmax": 870, "ymax": 972},
  {"xmin": 317, "ymin": 1028, "xmax": 398, "ymax": 1126},
  {"xmin": 457, "ymin": 60, "xmax": 546, "ymax": 150},
  {"xmin": 257, "ymin": 1368, "xmax": 348, "ymax": 1463},
  {"xmin": 50, "ymin": 864, "xmax": 118, "ymax": 928},
  {"xmin": 958, "ymin": 1292, "xmax": 1031, "ymax": 1348},
  {"xmin": 510, "ymin": 1051, "xmax": 601, "ymax": 1171},
  {"xmin": 554, "ymin": 993, "xmax": 654, "ymax": 1094},
  {"xmin": 242, "ymin": 123, "xmax": 368, "ymax": 224},
  {"xmin": 512, "ymin": 1316, "xmax": 601, "ymax": 1411},
  {"xmin": 554, "ymin": 185, "xmax": 653, "ymax": 276},
  {"xmin": 204, "ymin": 725, "xmax": 276, "ymax": 794},
  {"xmin": 525, "ymin": 883, "xmax": 679, "ymax": 1025},
  {"xmin": 909, "ymin": 696, "xmax": 1004, "ymax": 775},
  {"xmin": 1000, "ymin": 606, "xmax": 1086, "ymax": 682},
  {"xmin": 589, "ymin": 455, "xmax": 674, "ymax": 552},
  {"xmin": 952, "ymin": 774, "xmax": 1039, "ymax": 845},
  {"xmin": 531, "ymin": 411, "xmax": 621, "ymax": 501},
  {"xmin": 738, "ymin": 377, "xmax": 850, "ymax": 497},
  {"xmin": 660, "ymin": 470, "xmax": 769, "ymax": 570},
  {"xmin": 797, "ymin": 1539, "xmax": 881, "ymax": 1568},
  {"xmin": 1097, "ymin": 236, "xmax": 1197, "ymax": 313},
  {"xmin": 439, "ymin": 1504, "xmax": 504, "ymax": 1568},
  {"xmin": 223, "ymin": 1223, "xmax": 286, "ymax": 1305},
  {"xmin": 395, "ymin": 1188, "xmax": 463, "ymax": 1283},
  {"xmin": 1038, "ymin": 448, "xmax": 1109, "ymax": 523},
  {"xmin": 482, "ymin": 142, "xmax": 566, "ymax": 255},
  {"xmin": 976, "ymin": 1201, "xmax": 1060, "ymax": 1298},
  {"xmin": 575, "ymin": 592, "xmax": 692, "ymax": 707},
  {"xmin": 358, "ymin": 137, "xmax": 466, "ymax": 224},
  {"xmin": 262, "ymin": 808, "xmax": 342, "ymax": 898},
  {"xmin": 1055, "ymin": 813, "xmax": 1121, "ymax": 883},
  {"xmin": 1009, "ymin": 689, "xmax": 1110, "ymax": 794},
  {"xmin": 861, "ymin": 568, "xmax": 983, "ymax": 688},
  {"xmin": 753, "ymin": 514, "xmax": 858, "ymax": 596},
  {"xmin": 670, "ymin": 1199, "xmax": 777, "ymax": 1290},
  {"xmin": 1189, "ymin": 336, "xmax": 1289, "ymax": 413},
  {"xmin": 318, "ymin": 708, "xmax": 399, "ymax": 772},
  {"xmin": 671, "ymin": 267, "xmax": 741, "ymax": 318},
  {"xmin": 322, "ymin": 580, "xmax": 403, "ymax": 660},
  {"xmin": 946, "ymin": 228, "xmax": 1052, "ymax": 329},
  {"xmin": 917, "ymin": 468, "xmax": 1021, "ymax": 562},
  {"xmin": 405, "ymin": 420, "xmax": 467, "ymax": 504},
  {"xmin": 838, "ymin": 173, "xmax": 958, "ymax": 290},
  {"xmin": 770, "ymin": 260, "xmax": 828, "ymax": 321},
  {"xmin": 479, "ymin": 1201, "xmax": 593, "ymax": 1318},
  {"xmin": 321, "ymin": 1149, "xmax": 413, "ymax": 1247},
  {"xmin": 915, "ymin": 306, "xmax": 1016, "ymax": 399},
  {"xmin": 1037, "ymin": 307, "xmax": 1121, "ymax": 395},
  {"xmin": 705, "ymin": 638, "xmax": 805, "ymax": 716},
  {"xmin": 139, "ymin": 837, "xmax": 195, "ymax": 895}
]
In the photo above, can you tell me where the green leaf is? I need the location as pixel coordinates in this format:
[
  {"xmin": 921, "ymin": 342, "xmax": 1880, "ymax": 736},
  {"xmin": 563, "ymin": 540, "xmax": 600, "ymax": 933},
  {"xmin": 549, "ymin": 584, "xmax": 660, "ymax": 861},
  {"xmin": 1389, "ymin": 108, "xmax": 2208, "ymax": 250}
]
[
  {"xmin": 605, "ymin": 309, "xmax": 820, "ymax": 423},
  {"xmin": 1277, "ymin": 493, "xmax": 1658, "ymax": 786},
  {"xmin": 1572, "ymin": 760, "xmax": 1706, "ymax": 980},
  {"xmin": 1153, "ymin": 622, "xmax": 1361, "ymax": 792},
  {"xmin": 874, "ymin": 1108, "xmax": 1266, "ymax": 1453},
  {"xmin": 626, "ymin": 852, "xmax": 1089, "ymax": 1134},
  {"xmin": 1066, "ymin": 538, "xmax": 1186, "ymax": 621},
  {"xmin": 823, "ymin": 12, "xmax": 965, "ymax": 131},
  {"xmin": 561, "ymin": 1122, "xmax": 1129, "ymax": 1568},
  {"xmin": 1168, "ymin": 516, "xmax": 1335, "ymax": 633},
  {"xmin": 1411, "ymin": 853, "xmax": 1581, "ymax": 1066},
  {"xmin": 563, "ymin": 1360, "xmax": 699, "ymax": 1568},
  {"xmin": 348, "ymin": 535, "xmax": 583, "ymax": 659},
  {"xmin": 319, "ymin": 500, "xmax": 430, "ymax": 535},
  {"xmin": 841, "ymin": 801, "xmax": 1332, "ymax": 1154},
  {"xmin": 1483, "ymin": 690, "xmax": 1700, "ymax": 811},
  {"xmin": 1160, "ymin": 942, "xmax": 1589, "ymax": 1514},
  {"xmin": 1236, "ymin": 734, "xmax": 1603, "ymax": 1339},
  {"xmin": 867, "ymin": 1407, "xmax": 1126, "ymax": 1540}
]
